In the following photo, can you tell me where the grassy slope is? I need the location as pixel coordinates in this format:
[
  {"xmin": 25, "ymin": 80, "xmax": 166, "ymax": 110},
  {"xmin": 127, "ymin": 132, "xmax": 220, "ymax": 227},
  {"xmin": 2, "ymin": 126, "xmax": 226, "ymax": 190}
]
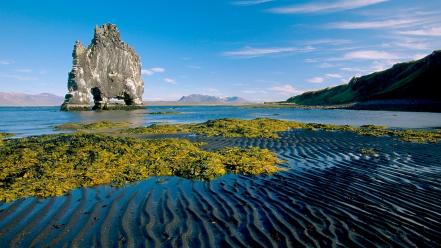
[{"xmin": 287, "ymin": 50, "xmax": 441, "ymax": 105}]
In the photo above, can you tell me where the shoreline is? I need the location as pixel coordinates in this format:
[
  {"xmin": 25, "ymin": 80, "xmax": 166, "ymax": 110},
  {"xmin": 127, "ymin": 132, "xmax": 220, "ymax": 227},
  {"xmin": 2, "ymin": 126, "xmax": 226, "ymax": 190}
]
[
  {"xmin": 2, "ymin": 102, "xmax": 441, "ymax": 114},
  {"xmin": 1, "ymin": 128, "xmax": 440, "ymax": 246},
  {"xmin": 1, "ymin": 118, "xmax": 440, "ymax": 201}
]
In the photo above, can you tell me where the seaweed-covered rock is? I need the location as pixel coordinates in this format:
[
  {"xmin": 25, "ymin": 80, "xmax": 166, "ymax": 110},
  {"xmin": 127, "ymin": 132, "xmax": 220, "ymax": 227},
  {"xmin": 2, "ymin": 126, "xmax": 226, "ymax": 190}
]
[{"xmin": 61, "ymin": 23, "xmax": 144, "ymax": 111}]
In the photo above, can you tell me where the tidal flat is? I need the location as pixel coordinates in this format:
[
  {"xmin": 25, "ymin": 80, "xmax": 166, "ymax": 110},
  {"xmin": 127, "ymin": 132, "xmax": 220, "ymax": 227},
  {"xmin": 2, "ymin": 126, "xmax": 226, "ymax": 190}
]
[{"xmin": 1, "ymin": 107, "xmax": 441, "ymax": 246}]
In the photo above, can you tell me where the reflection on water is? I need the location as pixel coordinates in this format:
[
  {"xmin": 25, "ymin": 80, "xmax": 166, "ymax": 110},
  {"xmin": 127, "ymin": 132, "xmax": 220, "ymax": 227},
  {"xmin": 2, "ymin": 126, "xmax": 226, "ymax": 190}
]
[
  {"xmin": 1, "ymin": 106, "xmax": 441, "ymax": 137},
  {"xmin": 74, "ymin": 109, "xmax": 146, "ymax": 126}
]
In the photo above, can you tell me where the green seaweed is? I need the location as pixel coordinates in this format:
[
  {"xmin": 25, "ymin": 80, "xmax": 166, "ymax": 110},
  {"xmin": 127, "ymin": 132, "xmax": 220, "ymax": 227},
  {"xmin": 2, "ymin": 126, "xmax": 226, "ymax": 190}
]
[
  {"xmin": 120, "ymin": 118, "xmax": 441, "ymax": 143},
  {"xmin": 123, "ymin": 123, "xmax": 191, "ymax": 135},
  {"xmin": 0, "ymin": 132, "xmax": 14, "ymax": 138},
  {"xmin": 360, "ymin": 148, "xmax": 377, "ymax": 156},
  {"xmin": 0, "ymin": 133, "xmax": 282, "ymax": 202},
  {"xmin": 0, "ymin": 132, "xmax": 14, "ymax": 146},
  {"xmin": 55, "ymin": 121, "xmax": 131, "ymax": 131},
  {"xmin": 191, "ymin": 118, "xmax": 301, "ymax": 138}
]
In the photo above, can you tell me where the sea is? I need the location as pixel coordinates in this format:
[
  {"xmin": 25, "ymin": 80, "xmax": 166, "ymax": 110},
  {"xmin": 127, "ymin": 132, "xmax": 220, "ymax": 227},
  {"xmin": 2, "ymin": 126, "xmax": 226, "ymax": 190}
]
[
  {"xmin": 1, "ymin": 106, "xmax": 441, "ymax": 246},
  {"xmin": 1, "ymin": 106, "xmax": 441, "ymax": 137}
]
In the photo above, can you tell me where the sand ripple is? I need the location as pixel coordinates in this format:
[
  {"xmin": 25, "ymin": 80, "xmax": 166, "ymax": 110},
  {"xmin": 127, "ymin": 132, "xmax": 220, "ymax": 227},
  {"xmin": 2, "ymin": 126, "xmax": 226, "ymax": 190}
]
[{"xmin": 1, "ymin": 130, "xmax": 441, "ymax": 247}]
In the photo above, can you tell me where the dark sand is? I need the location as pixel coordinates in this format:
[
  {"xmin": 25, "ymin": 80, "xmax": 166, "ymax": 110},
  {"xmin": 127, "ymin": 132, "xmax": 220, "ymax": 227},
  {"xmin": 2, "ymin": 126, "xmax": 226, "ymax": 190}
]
[{"xmin": 1, "ymin": 130, "xmax": 441, "ymax": 247}]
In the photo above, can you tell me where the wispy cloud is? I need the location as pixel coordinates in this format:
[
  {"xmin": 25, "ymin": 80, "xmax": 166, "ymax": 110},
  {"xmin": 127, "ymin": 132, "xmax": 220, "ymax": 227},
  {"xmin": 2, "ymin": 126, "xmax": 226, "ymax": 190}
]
[
  {"xmin": 187, "ymin": 65, "xmax": 202, "ymax": 69},
  {"xmin": 340, "ymin": 59, "xmax": 399, "ymax": 74},
  {"xmin": 307, "ymin": 77, "xmax": 325, "ymax": 84},
  {"xmin": 327, "ymin": 19, "xmax": 420, "ymax": 29},
  {"xmin": 369, "ymin": 60, "xmax": 397, "ymax": 71},
  {"xmin": 242, "ymin": 89, "xmax": 267, "ymax": 94},
  {"xmin": 16, "ymin": 68, "xmax": 32, "ymax": 73},
  {"xmin": 164, "ymin": 78, "xmax": 177, "ymax": 84},
  {"xmin": 0, "ymin": 60, "xmax": 13, "ymax": 65},
  {"xmin": 269, "ymin": 84, "xmax": 304, "ymax": 95},
  {"xmin": 268, "ymin": 0, "xmax": 388, "ymax": 14},
  {"xmin": 397, "ymin": 27, "xmax": 441, "ymax": 37},
  {"xmin": 393, "ymin": 39, "xmax": 429, "ymax": 50},
  {"xmin": 305, "ymin": 39, "xmax": 352, "ymax": 46},
  {"xmin": 223, "ymin": 46, "xmax": 314, "ymax": 58},
  {"xmin": 231, "ymin": 0, "xmax": 274, "ymax": 6},
  {"xmin": 413, "ymin": 54, "xmax": 427, "ymax": 60},
  {"xmin": 341, "ymin": 50, "xmax": 399, "ymax": 60},
  {"xmin": 0, "ymin": 74, "xmax": 38, "ymax": 81},
  {"xmin": 141, "ymin": 67, "xmax": 165, "ymax": 76},
  {"xmin": 325, "ymin": 73, "xmax": 342, "ymax": 78}
]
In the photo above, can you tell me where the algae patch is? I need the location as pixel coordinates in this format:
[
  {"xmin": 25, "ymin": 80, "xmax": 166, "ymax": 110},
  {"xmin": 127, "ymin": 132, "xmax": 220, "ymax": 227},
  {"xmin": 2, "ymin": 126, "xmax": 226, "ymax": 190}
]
[
  {"xmin": 55, "ymin": 121, "xmax": 131, "ymax": 131},
  {"xmin": 123, "ymin": 123, "xmax": 191, "ymax": 135},
  {"xmin": 0, "ymin": 133, "xmax": 282, "ymax": 202},
  {"xmin": 360, "ymin": 148, "xmax": 377, "ymax": 156},
  {"xmin": 120, "ymin": 118, "xmax": 441, "ymax": 143},
  {"xmin": 0, "ymin": 132, "xmax": 14, "ymax": 138},
  {"xmin": 0, "ymin": 132, "xmax": 14, "ymax": 146}
]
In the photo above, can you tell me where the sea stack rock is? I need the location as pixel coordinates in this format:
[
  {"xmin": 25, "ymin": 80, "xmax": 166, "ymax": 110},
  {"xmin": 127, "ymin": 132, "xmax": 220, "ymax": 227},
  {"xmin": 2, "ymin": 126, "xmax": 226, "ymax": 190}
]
[{"xmin": 61, "ymin": 23, "xmax": 144, "ymax": 111}]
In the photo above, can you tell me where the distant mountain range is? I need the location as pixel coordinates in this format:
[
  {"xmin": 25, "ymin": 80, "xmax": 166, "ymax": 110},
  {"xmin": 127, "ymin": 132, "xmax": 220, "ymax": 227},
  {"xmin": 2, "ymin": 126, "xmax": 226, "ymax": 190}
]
[
  {"xmin": 286, "ymin": 50, "xmax": 441, "ymax": 112},
  {"xmin": 0, "ymin": 92, "xmax": 64, "ymax": 106},
  {"xmin": 178, "ymin": 94, "xmax": 249, "ymax": 104},
  {"xmin": 0, "ymin": 92, "xmax": 251, "ymax": 107}
]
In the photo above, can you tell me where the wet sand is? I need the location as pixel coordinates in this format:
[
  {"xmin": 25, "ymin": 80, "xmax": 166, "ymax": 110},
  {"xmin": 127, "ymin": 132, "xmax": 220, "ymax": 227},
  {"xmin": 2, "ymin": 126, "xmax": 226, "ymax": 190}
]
[{"xmin": 1, "ymin": 130, "xmax": 440, "ymax": 247}]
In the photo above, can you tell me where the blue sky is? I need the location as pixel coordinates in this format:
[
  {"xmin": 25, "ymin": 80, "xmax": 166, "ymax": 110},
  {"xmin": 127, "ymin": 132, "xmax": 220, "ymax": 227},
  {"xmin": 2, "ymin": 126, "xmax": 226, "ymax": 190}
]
[{"xmin": 0, "ymin": 0, "xmax": 440, "ymax": 101}]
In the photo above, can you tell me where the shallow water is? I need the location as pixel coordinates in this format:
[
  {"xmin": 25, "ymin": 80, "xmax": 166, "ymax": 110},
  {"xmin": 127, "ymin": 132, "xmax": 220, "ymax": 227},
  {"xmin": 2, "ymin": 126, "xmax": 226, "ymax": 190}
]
[
  {"xmin": 1, "ymin": 106, "xmax": 441, "ymax": 137},
  {"xmin": 1, "ymin": 130, "xmax": 440, "ymax": 247}
]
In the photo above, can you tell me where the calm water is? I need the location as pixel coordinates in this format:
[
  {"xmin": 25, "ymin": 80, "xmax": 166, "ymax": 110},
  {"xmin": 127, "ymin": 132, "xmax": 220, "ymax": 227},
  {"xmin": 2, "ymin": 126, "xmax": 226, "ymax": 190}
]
[{"xmin": 1, "ymin": 106, "xmax": 441, "ymax": 137}]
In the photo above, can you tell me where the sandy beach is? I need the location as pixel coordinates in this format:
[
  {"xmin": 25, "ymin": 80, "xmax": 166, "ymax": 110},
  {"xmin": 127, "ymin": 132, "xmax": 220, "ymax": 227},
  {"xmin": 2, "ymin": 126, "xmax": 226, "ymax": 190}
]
[{"xmin": 1, "ymin": 129, "xmax": 440, "ymax": 247}]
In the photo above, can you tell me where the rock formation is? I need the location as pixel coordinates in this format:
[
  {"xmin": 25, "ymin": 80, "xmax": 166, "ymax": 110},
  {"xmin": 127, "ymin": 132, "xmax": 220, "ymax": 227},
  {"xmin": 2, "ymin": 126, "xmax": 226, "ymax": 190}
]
[{"xmin": 61, "ymin": 23, "xmax": 144, "ymax": 111}]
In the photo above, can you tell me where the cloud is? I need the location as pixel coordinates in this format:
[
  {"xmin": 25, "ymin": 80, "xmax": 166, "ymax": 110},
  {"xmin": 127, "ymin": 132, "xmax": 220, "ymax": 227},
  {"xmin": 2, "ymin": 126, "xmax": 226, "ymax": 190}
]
[
  {"xmin": 0, "ymin": 60, "xmax": 13, "ymax": 65},
  {"xmin": 307, "ymin": 77, "xmax": 325, "ymax": 84},
  {"xmin": 141, "ymin": 67, "xmax": 165, "ymax": 76},
  {"xmin": 231, "ymin": 0, "xmax": 274, "ymax": 6},
  {"xmin": 369, "ymin": 60, "xmax": 397, "ymax": 72},
  {"xmin": 187, "ymin": 65, "xmax": 202, "ymax": 69},
  {"xmin": 268, "ymin": 0, "xmax": 388, "ymax": 14},
  {"xmin": 164, "ymin": 78, "xmax": 176, "ymax": 84},
  {"xmin": 397, "ymin": 27, "xmax": 441, "ymax": 37},
  {"xmin": 223, "ymin": 46, "xmax": 314, "ymax": 58},
  {"xmin": 150, "ymin": 67, "xmax": 165, "ymax": 73},
  {"xmin": 393, "ymin": 40, "xmax": 429, "ymax": 50},
  {"xmin": 325, "ymin": 73, "xmax": 342, "ymax": 78},
  {"xmin": 341, "ymin": 50, "xmax": 399, "ymax": 60},
  {"xmin": 305, "ymin": 39, "xmax": 352, "ymax": 46},
  {"xmin": 0, "ymin": 74, "xmax": 38, "ymax": 81},
  {"xmin": 413, "ymin": 54, "xmax": 427, "ymax": 60},
  {"xmin": 269, "ymin": 84, "xmax": 304, "ymax": 95},
  {"xmin": 318, "ymin": 62, "xmax": 337, "ymax": 68},
  {"xmin": 327, "ymin": 19, "xmax": 420, "ymax": 29},
  {"xmin": 242, "ymin": 89, "xmax": 268, "ymax": 94},
  {"xmin": 340, "ymin": 67, "xmax": 366, "ymax": 72},
  {"xmin": 16, "ymin": 69, "xmax": 32, "ymax": 73},
  {"xmin": 340, "ymin": 59, "xmax": 399, "ymax": 75}
]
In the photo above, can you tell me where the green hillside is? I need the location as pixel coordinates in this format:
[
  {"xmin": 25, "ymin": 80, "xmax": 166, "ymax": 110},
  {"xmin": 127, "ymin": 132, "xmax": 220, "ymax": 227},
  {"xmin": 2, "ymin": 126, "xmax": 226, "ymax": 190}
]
[{"xmin": 287, "ymin": 50, "xmax": 441, "ymax": 106}]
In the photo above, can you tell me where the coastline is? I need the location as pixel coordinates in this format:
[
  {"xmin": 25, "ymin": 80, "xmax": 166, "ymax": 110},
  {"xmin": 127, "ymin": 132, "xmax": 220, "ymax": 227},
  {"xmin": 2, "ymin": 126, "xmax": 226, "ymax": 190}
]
[{"xmin": 1, "ymin": 129, "xmax": 440, "ymax": 246}]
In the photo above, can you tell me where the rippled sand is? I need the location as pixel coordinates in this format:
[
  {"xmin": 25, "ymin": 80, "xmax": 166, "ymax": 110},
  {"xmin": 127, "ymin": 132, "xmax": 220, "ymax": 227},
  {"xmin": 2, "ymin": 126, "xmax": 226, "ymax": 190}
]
[{"xmin": 1, "ymin": 130, "xmax": 440, "ymax": 247}]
